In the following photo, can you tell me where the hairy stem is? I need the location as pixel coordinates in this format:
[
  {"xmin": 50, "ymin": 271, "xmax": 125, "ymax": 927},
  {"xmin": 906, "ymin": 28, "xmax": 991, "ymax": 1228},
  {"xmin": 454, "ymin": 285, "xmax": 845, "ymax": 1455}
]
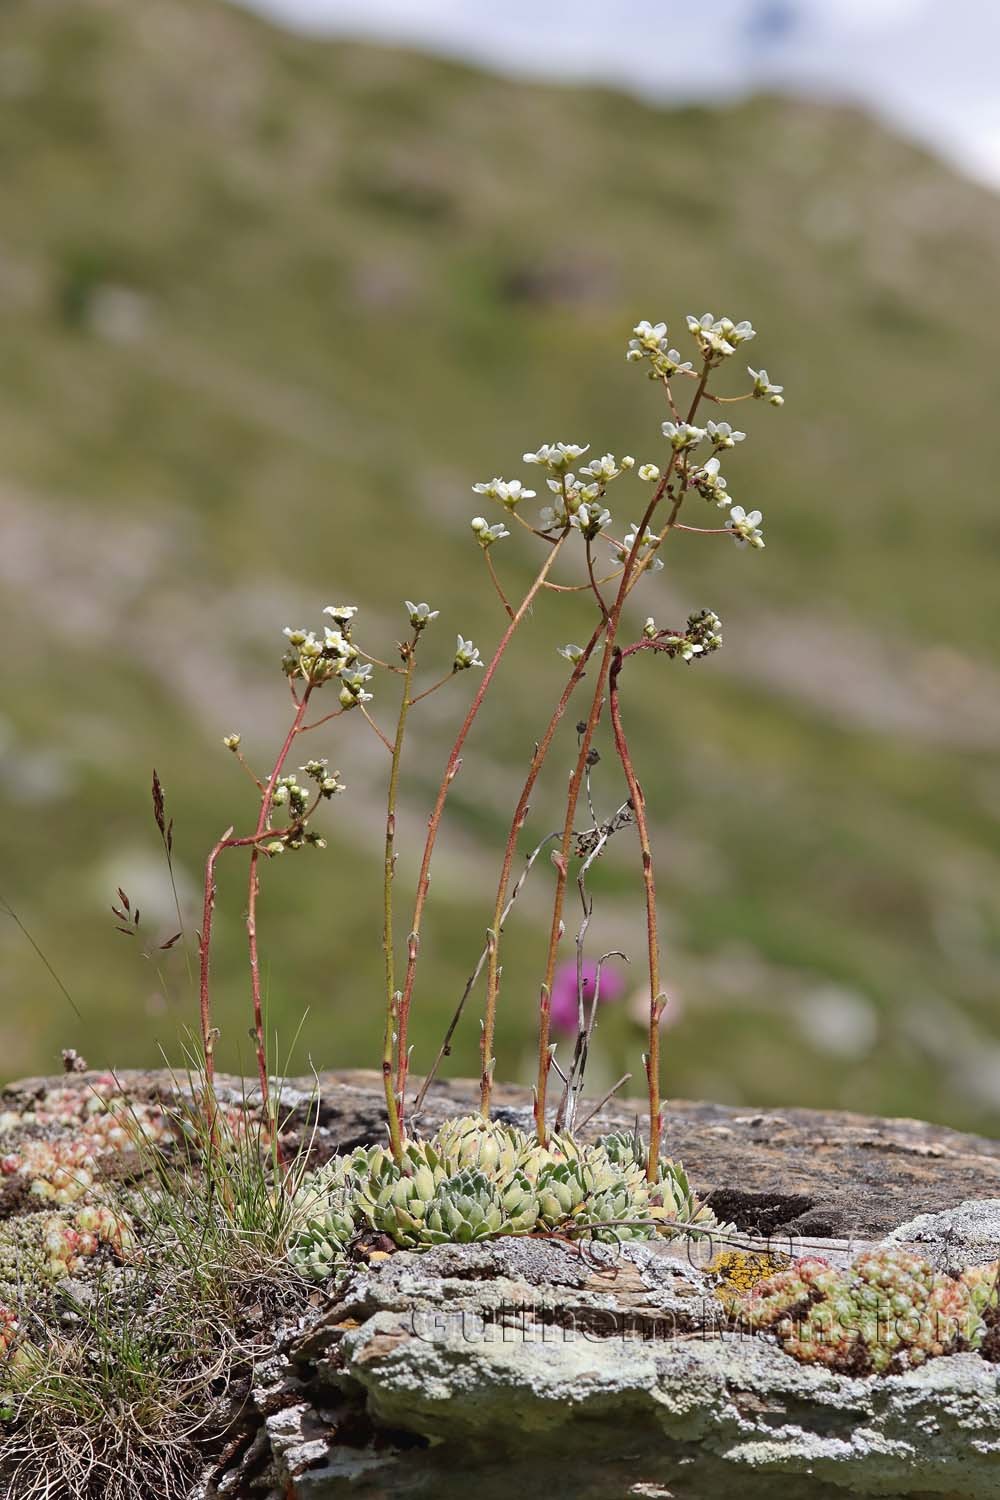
[
  {"xmin": 479, "ymin": 621, "xmax": 604, "ymax": 1119},
  {"xmin": 393, "ymin": 535, "xmax": 568, "ymax": 1126},
  {"xmin": 199, "ymin": 832, "xmax": 232, "ymax": 1118},
  {"xmin": 533, "ymin": 365, "xmax": 710, "ymax": 1143},
  {"xmin": 608, "ymin": 647, "xmax": 664, "ymax": 1179},
  {"xmin": 382, "ymin": 641, "xmax": 417, "ymax": 1161},
  {"xmin": 246, "ymin": 685, "xmax": 313, "ymax": 1113},
  {"xmin": 414, "ymin": 830, "xmax": 560, "ymax": 1123}
]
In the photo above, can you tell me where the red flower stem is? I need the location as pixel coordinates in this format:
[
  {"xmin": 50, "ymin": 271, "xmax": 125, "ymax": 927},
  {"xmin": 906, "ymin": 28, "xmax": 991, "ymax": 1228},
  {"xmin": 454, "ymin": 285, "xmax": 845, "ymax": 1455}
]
[
  {"xmin": 533, "ymin": 363, "xmax": 711, "ymax": 1144},
  {"xmin": 478, "ymin": 620, "xmax": 604, "ymax": 1119},
  {"xmin": 608, "ymin": 645, "xmax": 664, "ymax": 1179},
  {"xmin": 393, "ymin": 535, "xmax": 568, "ymax": 1124},
  {"xmin": 246, "ymin": 685, "xmax": 313, "ymax": 1115},
  {"xmin": 382, "ymin": 643, "xmax": 417, "ymax": 1162}
]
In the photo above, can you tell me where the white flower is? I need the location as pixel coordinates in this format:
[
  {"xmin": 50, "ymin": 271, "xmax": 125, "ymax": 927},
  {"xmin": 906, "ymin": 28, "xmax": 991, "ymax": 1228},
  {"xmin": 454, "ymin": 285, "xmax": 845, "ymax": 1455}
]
[
  {"xmin": 405, "ymin": 600, "xmax": 439, "ymax": 630},
  {"xmin": 580, "ymin": 453, "xmax": 622, "ymax": 483},
  {"xmin": 748, "ymin": 367, "xmax": 784, "ymax": 406},
  {"xmin": 538, "ymin": 501, "xmax": 567, "ymax": 531},
  {"xmin": 338, "ymin": 664, "xmax": 374, "ymax": 706},
  {"xmin": 522, "ymin": 442, "xmax": 590, "ymax": 472},
  {"xmin": 569, "ymin": 503, "xmax": 611, "ymax": 540},
  {"xmin": 617, "ymin": 522, "xmax": 664, "ymax": 572},
  {"xmin": 323, "ymin": 605, "xmax": 358, "ymax": 626},
  {"xmin": 323, "ymin": 627, "xmax": 352, "ymax": 658},
  {"xmin": 642, "ymin": 617, "xmax": 657, "ymax": 639},
  {"xmin": 661, "ymin": 421, "xmax": 707, "ymax": 452},
  {"xmin": 222, "ymin": 733, "xmax": 241, "ymax": 750},
  {"xmin": 687, "ymin": 313, "xmax": 756, "ymax": 362},
  {"xmin": 621, "ymin": 455, "xmax": 635, "ymax": 469},
  {"xmin": 706, "ymin": 420, "xmax": 746, "ymax": 450},
  {"xmin": 557, "ymin": 643, "xmax": 585, "ymax": 663},
  {"xmin": 632, "ymin": 319, "xmax": 668, "ymax": 349},
  {"xmin": 626, "ymin": 319, "xmax": 694, "ymax": 376},
  {"xmin": 638, "ymin": 463, "xmax": 660, "ymax": 482},
  {"xmin": 454, "ymin": 635, "xmax": 483, "ymax": 671},
  {"xmin": 727, "ymin": 505, "xmax": 765, "ymax": 550},
  {"xmin": 471, "ymin": 477, "xmax": 535, "ymax": 510},
  {"xmin": 470, "ymin": 516, "xmax": 510, "ymax": 548},
  {"xmin": 691, "ymin": 456, "xmax": 731, "ymax": 508}
]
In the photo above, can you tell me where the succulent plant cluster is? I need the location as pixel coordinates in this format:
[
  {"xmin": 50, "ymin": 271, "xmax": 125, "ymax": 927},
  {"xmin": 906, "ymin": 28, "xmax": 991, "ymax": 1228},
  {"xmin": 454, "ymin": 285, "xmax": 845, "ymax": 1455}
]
[
  {"xmin": 41, "ymin": 1205, "xmax": 135, "ymax": 1278},
  {"xmin": 735, "ymin": 1247, "xmax": 1000, "ymax": 1375},
  {"xmin": 0, "ymin": 1078, "xmax": 169, "ymax": 1206},
  {"xmin": 290, "ymin": 1116, "xmax": 723, "ymax": 1279}
]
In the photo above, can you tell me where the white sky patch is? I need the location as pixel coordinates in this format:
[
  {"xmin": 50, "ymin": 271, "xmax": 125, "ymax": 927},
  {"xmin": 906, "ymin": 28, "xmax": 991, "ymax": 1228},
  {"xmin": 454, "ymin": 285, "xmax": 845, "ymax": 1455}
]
[
  {"xmin": 236, "ymin": 0, "xmax": 1000, "ymax": 192},
  {"xmin": 231, "ymin": 0, "xmax": 1000, "ymax": 191}
]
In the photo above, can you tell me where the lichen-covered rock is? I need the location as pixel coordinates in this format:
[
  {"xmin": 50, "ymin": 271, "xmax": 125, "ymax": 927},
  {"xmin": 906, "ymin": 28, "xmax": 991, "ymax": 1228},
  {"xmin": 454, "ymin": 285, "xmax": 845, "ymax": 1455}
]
[
  {"xmin": 883, "ymin": 1199, "xmax": 1000, "ymax": 1273},
  {"xmin": 285, "ymin": 1238, "xmax": 1000, "ymax": 1499}
]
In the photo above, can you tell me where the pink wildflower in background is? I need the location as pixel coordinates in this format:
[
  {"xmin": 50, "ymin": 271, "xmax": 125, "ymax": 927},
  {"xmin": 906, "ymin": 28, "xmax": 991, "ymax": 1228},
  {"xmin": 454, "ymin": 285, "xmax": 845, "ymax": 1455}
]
[{"xmin": 549, "ymin": 958, "xmax": 625, "ymax": 1034}]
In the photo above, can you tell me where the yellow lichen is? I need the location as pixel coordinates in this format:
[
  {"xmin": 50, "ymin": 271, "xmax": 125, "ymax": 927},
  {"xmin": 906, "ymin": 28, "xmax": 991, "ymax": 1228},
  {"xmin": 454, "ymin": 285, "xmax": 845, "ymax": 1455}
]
[{"xmin": 710, "ymin": 1248, "xmax": 789, "ymax": 1303}]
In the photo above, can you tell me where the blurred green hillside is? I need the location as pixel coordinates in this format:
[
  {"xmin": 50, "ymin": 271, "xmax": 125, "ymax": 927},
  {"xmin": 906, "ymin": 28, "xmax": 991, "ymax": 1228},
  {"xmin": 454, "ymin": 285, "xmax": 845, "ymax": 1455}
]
[{"xmin": 1, "ymin": 0, "xmax": 999, "ymax": 1131}]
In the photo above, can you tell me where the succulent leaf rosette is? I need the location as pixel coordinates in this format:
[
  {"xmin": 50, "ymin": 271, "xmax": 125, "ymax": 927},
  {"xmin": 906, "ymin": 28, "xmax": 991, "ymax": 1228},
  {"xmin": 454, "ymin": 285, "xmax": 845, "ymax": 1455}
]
[{"xmin": 289, "ymin": 1114, "xmax": 724, "ymax": 1278}]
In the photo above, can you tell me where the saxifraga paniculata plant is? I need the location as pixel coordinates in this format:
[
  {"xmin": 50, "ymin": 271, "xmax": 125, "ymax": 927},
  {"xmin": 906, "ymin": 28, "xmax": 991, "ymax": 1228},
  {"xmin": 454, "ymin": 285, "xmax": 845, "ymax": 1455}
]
[{"xmin": 195, "ymin": 311, "xmax": 782, "ymax": 1250}]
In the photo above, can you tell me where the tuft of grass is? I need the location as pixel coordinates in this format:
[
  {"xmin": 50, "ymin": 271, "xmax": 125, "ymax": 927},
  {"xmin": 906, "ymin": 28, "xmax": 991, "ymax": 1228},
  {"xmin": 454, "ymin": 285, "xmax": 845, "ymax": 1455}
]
[{"xmin": 0, "ymin": 1067, "xmax": 321, "ymax": 1500}]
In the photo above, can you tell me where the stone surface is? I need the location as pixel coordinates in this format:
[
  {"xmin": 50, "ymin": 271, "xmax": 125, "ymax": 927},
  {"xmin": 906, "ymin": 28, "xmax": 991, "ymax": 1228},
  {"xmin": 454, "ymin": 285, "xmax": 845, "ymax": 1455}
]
[
  {"xmin": 6, "ymin": 1070, "xmax": 1000, "ymax": 1497},
  {"xmin": 883, "ymin": 1199, "xmax": 1000, "ymax": 1273},
  {"xmin": 279, "ymin": 1238, "xmax": 1000, "ymax": 1499}
]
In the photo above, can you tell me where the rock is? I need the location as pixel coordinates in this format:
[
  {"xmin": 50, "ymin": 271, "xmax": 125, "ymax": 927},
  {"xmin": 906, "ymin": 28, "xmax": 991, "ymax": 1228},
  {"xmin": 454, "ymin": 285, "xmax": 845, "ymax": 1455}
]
[
  {"xmin": 882, "ymin": 1198, "xmax": 1000, "ymax": 1273},
  {"xmin": 279, "ymin": 1238, "xmax": 1000, "ymax": 1499},
  {"xmin": 4, "ymin": 1069, "xmax": 999, "ymax": 1497}
]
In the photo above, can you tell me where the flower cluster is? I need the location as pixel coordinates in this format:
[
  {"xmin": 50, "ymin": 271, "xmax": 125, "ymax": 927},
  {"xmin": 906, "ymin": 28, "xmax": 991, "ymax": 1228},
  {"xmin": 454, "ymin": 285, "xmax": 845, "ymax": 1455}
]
[
  {"xmin": 686, "ymin": 312, "xmax": 756, "ymax": 364},
  {"xmin": 651, "ymin": 609, "xmax": 723, "ymax": 664},
  {"xmin": 289, "ymin": 1117, "xmax": 728, "ymax": 1278},
  {"xmin": 532, "ymin": 449, "xmax": 633, "ymax": 534},
  {"xmin": 625, "ymin": 320, "xmax": 694, "ymax": 381},
  {"xmin": 736, "ymin": 1247, "xmax": 999, "ymax": 1375},
  {"xmin": 523, "ymin": 442, "xmax": 590, "ymax": 472},
  {"xmin": 281, "ymin": 605, "xmax": 368, "ymax": 696},
  {"xmin": 471, "ymin": 478, "xmax": 536, "ymax": 511}
]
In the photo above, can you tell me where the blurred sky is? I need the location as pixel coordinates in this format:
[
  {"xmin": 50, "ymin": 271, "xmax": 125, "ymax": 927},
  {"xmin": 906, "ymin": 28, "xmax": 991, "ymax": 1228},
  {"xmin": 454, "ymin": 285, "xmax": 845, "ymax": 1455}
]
[{"xmin": 235, "ymin": 0, "xmax": 1000, "ymax": 190}]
